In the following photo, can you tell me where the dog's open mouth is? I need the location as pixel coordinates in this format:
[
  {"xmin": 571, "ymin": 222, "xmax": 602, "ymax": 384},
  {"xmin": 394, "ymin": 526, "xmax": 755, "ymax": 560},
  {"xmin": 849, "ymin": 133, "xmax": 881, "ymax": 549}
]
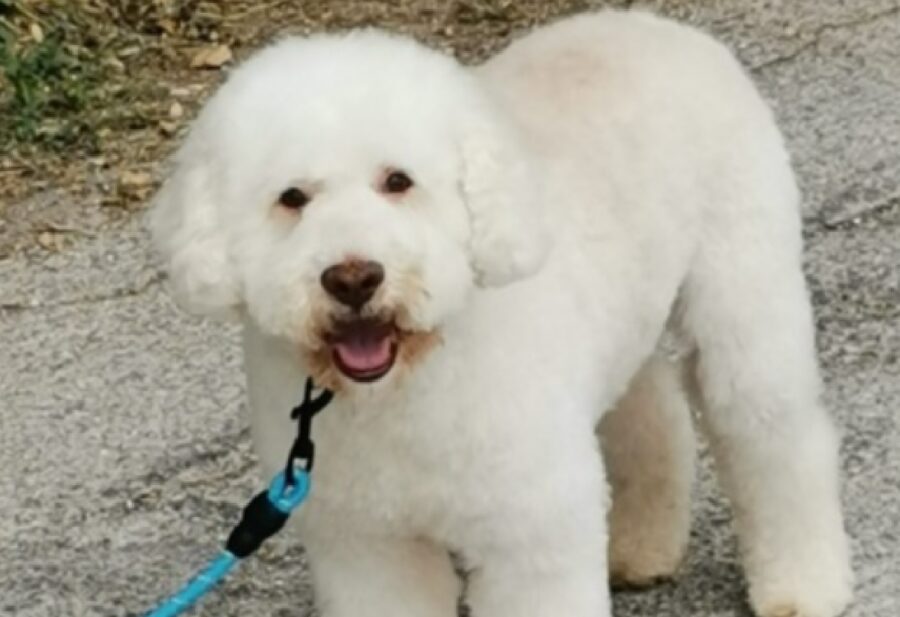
[{"xmin": 327, "ymin": 318, "xmax": 398, "ymax": 382}]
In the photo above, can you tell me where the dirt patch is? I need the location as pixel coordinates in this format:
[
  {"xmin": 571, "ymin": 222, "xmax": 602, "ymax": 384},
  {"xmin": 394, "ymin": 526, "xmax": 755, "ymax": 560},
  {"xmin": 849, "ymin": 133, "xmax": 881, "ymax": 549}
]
[{"xmin": 0, "ymin": 0, "xmax": 633, "ymax": 258}]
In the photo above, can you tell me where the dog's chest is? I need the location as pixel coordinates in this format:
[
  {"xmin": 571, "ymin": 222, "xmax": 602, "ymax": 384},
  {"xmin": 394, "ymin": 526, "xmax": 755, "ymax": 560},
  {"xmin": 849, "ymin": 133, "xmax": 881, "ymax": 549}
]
[
  {"xmin": 303, "ymin": 404, "xmax": 495, "ymax": 536},
  {"xmin": 296, "ymin": 392, "xmax": 556, "ymax": 545}
]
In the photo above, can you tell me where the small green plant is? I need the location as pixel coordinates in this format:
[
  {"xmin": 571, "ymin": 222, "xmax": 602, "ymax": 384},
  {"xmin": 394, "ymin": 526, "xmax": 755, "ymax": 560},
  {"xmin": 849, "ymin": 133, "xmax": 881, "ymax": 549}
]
[{"xmin": 0, "ymin": 3, "xmax": 106, "ymax": 153}]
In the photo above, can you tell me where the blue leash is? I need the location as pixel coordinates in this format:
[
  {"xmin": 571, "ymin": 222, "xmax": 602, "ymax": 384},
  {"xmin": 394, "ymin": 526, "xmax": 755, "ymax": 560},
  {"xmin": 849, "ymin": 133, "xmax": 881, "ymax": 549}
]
[
  {"xmin": 145, "ymin": 380, "xmax": 332, "ymax": 617},
  {"xmin": 145, "ymin": 551, "xmax": 238, "ymax": 617}
]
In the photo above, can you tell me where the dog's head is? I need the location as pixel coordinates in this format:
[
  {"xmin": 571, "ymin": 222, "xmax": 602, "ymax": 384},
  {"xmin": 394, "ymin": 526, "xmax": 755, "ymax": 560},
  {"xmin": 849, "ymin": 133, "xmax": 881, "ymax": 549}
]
[{"xmin": 150, "ymin": 31, "xmax": 549, "ymax": 390}]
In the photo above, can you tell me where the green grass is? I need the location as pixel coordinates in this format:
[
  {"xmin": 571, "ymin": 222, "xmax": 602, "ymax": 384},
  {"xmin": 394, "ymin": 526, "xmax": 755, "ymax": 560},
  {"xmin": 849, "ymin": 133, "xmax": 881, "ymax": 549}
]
[{"xmin": 0, "ymin": 1, "xmax": 108, "ymax": 154}]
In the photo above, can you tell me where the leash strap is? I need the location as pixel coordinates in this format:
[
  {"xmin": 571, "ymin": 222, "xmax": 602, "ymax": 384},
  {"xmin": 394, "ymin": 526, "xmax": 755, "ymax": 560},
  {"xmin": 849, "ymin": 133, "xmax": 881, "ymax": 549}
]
[
  {"xmin": 144, "ymin": 552, "xmax": 238, "ymax": 617},
  {"xmin": 145, "ymin": 377, "xmax": 333, "ymax": 617}
]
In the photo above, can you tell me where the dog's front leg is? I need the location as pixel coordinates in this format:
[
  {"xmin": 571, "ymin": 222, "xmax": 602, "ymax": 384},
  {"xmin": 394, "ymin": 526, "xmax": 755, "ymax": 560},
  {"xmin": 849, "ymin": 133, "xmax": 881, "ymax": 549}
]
[
  {"xmin": 302, "ymin": 531, "xmax": 460, "ymax": 617},
  {"xmin": 464, "ymin": 458, "xmax": 611, "ymax": 617}
]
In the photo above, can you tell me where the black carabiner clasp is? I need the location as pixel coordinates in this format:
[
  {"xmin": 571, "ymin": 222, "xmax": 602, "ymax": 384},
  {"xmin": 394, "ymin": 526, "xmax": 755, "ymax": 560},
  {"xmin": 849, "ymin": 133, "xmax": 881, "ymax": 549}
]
[{"xmin": 284, "ymin": 378, "xmax": 334, "ymax": 484}]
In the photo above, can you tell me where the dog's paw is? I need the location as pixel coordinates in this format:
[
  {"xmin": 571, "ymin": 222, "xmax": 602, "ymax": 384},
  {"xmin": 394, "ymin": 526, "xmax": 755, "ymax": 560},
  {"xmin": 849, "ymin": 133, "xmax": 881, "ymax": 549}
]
[
  {"xmin": 608, "ymin": 547, "xmax": 682, "ymax": 590},
  {"xmin": 609, "ymin": 569, "xmax": 675, "ymax": 591},
  {"xmin": 754, "ymin": 596, "xmax": 851, "ymax": 617},
  {"xmin": 749, "ymin": 568, "xmax": 853, "ymax": 617},
  {"xmin": 607, "ymin": 519, "xmax": 686, "ymax": 590}
]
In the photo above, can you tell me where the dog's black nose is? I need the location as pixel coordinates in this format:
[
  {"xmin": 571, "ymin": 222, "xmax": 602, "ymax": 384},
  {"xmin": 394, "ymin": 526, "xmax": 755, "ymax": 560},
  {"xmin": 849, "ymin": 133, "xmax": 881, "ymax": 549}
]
[{"xmin": 320, "ymin": 260, "xmax": 385, "ymax": 310}]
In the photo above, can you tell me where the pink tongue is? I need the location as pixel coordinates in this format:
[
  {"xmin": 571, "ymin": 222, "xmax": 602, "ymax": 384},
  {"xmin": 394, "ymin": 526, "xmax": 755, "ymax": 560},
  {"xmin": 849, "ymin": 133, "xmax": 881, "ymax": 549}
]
[{"xmin": 334, "ymin": 336, "xmax": 392, "ymax": 372}]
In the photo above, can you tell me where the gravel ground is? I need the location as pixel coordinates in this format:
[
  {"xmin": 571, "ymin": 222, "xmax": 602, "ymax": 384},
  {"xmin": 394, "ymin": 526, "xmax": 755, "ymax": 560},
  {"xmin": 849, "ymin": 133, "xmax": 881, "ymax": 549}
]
[{"xmin": 1, "ymin": 1, "xmax": 898, "ymax": 616}]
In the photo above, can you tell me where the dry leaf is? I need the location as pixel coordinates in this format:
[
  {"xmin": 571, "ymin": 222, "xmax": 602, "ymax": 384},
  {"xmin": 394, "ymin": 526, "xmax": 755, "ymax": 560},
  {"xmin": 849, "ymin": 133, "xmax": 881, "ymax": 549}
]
[
  {"xmin": 119, "ymin": 170, "xmax": 155, "ymax": 202},
  {"xmin": 120, "ymin": 170, "xmax": 153, "ymax": 188},
  {"xmin": 118, "ymin": 46, "xmax": 141, "ymax": 58},
  {"xmin": 30, "ymin": 23, "xmax": 44, "ymax": 43},
  {"xmin": 37, "ymin": 231, "xmax": 54, "ymax": 250},
  {"xmin": 190, "ymin": 45, "xmax": 233, "ymax": 69},
  {"xmin": 103, "ymin": 56, "xmax": 126, "ymax": 73},
  {"xmin": 169, "ymin": 101, "xmax": 184, "ymax": 119},
  {"xmin": 158, "ymin": 18, "xmax": 177, "ymax": 35},
  {"xmin": 159, "ymin": 120, "xmax": 178, "ymax": 136},
  {"xmin": 37, "ymin": 231, "xmax": 63, "ymax": 252}
]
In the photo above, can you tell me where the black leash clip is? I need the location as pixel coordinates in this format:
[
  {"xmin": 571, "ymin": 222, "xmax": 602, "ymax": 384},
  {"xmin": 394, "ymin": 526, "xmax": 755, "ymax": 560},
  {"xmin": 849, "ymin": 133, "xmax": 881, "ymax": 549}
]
[
  {"xmin": 285, "ymin": 377, "xmax": 334, "ymax": 483},
  {"xmin": 146, "ymin": 377, "xmax": 335, "ymax": 615},
  {"xmin": 225, "ymin": 377, "xmax": 333, "ymax": 559}
]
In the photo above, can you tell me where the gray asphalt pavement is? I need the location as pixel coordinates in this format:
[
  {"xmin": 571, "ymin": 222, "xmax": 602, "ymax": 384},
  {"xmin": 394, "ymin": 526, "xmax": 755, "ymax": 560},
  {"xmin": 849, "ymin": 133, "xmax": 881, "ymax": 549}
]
[{"xmin": 2, "ymin": 1, "xmax": 898, "ymax": 615}]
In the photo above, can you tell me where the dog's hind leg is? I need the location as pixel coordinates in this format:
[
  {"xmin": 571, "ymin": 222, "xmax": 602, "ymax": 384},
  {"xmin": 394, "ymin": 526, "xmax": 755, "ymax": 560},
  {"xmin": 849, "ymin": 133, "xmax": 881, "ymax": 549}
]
[
  {"xmin": 681, "ymin": 192, "xmax": 853, "ymax": 617},
  {"xmin": 599, "ymin": 354, "xmax": 695, "ymax": 588}
]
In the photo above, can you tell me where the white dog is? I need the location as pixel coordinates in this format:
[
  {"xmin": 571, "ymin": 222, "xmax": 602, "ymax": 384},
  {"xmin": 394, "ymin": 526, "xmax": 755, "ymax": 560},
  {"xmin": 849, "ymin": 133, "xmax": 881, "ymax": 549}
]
[{"xmin": 150, "ymin": 10, "xmax": 852, "ymax": 617}]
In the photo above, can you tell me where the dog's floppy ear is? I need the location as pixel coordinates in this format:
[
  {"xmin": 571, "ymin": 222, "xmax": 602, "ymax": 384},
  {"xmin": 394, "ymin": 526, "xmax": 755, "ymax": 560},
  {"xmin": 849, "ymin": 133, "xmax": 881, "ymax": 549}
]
[
  {"xmin": 459, "ymin": 98, "xmax": 551, "ymax": 288},
  {"xmin": 148, "ymin": 138, "xmax": 240, "ymax": 318}
]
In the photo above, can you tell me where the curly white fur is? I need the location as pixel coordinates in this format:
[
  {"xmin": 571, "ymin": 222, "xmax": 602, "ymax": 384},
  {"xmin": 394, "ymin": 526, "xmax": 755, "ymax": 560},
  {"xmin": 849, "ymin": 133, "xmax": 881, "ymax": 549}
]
[{"xmin": 150, "ymin": 10, "xmax": 852, "ymax": 617}]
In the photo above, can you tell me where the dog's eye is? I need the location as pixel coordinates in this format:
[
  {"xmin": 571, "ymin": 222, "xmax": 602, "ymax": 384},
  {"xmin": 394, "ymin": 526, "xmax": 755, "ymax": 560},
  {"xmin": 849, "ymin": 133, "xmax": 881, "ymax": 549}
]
[
  {"xmin": 384, "ymin": 171, "xmax": 414, "ymax": 194},
  {"xmin": 278, "ymin": 187, "xmax": 309, "ymax": 210}
]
